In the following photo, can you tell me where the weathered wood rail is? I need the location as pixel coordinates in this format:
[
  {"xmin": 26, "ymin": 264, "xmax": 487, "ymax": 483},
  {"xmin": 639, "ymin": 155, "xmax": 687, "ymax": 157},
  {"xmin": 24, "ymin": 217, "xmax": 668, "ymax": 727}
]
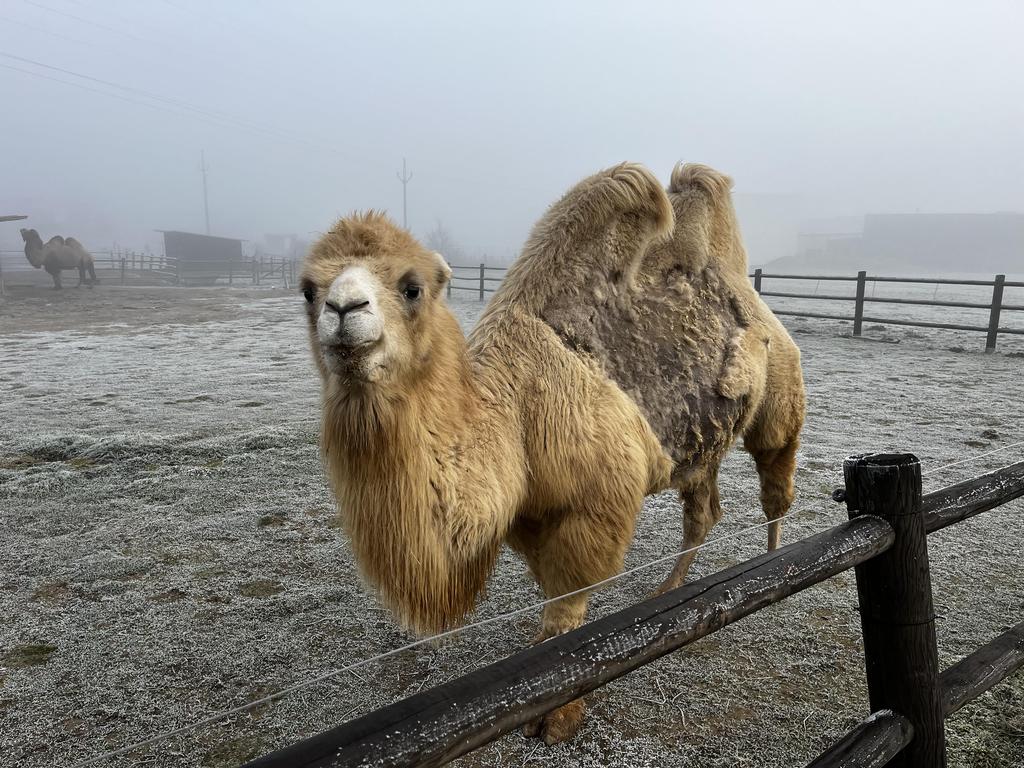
[
  {"xmin": 244, "ymin": 457, "xmax": 1024, "ymax": 768},
  {"xmin": 751, "ymin": 270, "xmax": 1024, "ymax": 351}
]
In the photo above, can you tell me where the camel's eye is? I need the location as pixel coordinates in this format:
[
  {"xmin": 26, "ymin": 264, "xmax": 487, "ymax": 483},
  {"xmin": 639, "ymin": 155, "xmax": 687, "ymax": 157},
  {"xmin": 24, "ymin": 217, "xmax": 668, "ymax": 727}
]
[
  {"xmin": 302, "ymin": 285, "xmax": 316, "ymax": 304},
  {"xmin": 403, "ymin": 284, "xmax": 422, "ymax": 301}
]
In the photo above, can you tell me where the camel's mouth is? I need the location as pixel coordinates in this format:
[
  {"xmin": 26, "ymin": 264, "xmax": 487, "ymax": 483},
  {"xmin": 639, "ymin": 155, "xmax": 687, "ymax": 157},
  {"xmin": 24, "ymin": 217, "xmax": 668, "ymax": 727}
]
[{"xmin": 320, "ymin": 338, "xmax": 387, "ymax": 381}]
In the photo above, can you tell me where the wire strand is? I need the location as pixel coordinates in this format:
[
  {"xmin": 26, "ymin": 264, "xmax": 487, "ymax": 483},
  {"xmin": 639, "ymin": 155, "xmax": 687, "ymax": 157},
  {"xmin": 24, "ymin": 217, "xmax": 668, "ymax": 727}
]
[
  {"xmin": 922, "ymin": 439, "xmax": 1024, "ymax": 477},
  {"xmin": 72, "ymin": 506, "xmax": 818, "ymax": 767}
]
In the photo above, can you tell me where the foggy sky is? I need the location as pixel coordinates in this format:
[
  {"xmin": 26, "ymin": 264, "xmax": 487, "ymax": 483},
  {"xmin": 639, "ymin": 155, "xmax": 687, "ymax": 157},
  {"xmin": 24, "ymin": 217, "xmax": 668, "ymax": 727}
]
[{"xmin": 2, "ymin": 0, "xmax": 1022, "ymax": 262}]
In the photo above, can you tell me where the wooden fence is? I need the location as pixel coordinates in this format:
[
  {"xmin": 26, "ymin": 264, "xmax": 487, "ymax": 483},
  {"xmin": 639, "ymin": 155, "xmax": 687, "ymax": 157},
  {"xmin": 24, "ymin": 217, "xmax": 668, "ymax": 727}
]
[
  {"xmin": 243, "ymin": 455, "xmax": 1024, "ymax": 768},
  {"xmin": 440, "ymin": 264, "xmax": 1023, "ymax": 352},
  {"xmin": 445, "ymin": 263, "xmax": 507, "ymax": 300},
  {"xmin": 751, "ymin": 270, "xmax": 1024, "ymax": 352},
  {"xmin": 0, "ymin": 249, "xmax": 300, "ymax": 289}
]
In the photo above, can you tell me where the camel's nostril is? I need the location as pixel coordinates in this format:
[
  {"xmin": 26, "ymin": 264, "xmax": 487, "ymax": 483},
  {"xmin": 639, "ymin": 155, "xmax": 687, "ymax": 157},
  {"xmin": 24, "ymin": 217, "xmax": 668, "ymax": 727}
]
[{"xmin": 325, "ymin": 299, "xmax": 371, "ymax": 318}]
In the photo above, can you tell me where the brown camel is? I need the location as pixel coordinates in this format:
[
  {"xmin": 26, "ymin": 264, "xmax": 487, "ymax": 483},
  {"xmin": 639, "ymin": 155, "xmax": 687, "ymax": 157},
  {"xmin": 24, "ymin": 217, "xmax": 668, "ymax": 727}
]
[
  {"xmin": 300, "ymin": 162, "xmax": 805, "ymax": 744},
  {"xmin": 20, "ymin": 228, "xmax": 98, "ymax": 289}
]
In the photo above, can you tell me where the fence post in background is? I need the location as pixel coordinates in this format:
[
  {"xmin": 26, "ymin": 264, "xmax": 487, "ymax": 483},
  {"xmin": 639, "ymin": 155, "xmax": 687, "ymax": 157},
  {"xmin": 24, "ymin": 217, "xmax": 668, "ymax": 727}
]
[
  {"xmin": 479, "ymin": 262, "xmax": 485, "ymax": 301},
  {"xmin": 753, "ymin": 267, "xmax": 762, "ymax": 293},
  {"xmin": 985, "ymin": 274, "xmax": 1005, "ymax": 352},
  {"xmin": 853, "ymin": 270, "xmax": 867, "ymax": 336},
  {"xmin": 120, "ymin": 257, "xmax": 126, "ymax": 286},
  {"xmin": 251, "ymin": 257, "xmax": 256, "ymax": 285},
  {"xmin": 228, "ymin": 258, "xmax": 233, "ymax": 286},
  {"xmin": 843, "ymin": 453, "xmax": 945, "ymax": 768}
]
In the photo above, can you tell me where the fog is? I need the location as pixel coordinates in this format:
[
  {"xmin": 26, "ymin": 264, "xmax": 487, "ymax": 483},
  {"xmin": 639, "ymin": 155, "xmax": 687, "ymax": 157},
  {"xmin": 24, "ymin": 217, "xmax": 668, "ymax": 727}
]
[{"xmin": 2, "ymin": 0, "xmax": 1022, "ymax": 268}]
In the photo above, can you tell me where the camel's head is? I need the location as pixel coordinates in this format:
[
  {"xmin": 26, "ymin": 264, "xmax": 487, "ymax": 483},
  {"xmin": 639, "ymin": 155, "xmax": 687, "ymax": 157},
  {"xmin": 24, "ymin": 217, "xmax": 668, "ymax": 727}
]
[
  {"xmin": 300, "ymin": 212, "xmax": 454, "ymax": 388},
  {"xmin": 20, "ymin": 228, "xmax": 44, "ymax": 267}
]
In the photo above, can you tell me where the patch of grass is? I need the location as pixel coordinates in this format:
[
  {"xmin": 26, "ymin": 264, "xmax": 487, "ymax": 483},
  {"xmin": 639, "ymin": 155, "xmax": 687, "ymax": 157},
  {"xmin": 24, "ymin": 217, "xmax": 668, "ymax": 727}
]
[
  {"xmin": 4, "ymin": 643, "xmax": 57, "ymax": 668},
  {"xmin": 163, "ymin": 394, "xmax": 216, "ymax": 405},
  {"xmin": 204, "ymin": 458, "xmax": 224, "ymax": 468},
  {"xmin": 235, "ymin": 401, "xmax": 266, "ymax": 408},
  {"xmin": 0, "ymin": 454, "xmax": 43, "ymax": 469},
  {"xmin": 68, "ymin": 457, "xmax": 96, "ymax": 469},
  {"xmin": 31, "ymin": 581, "xmax": 70, "ymax": 603},
  {"xmin": 201, "ymin": 735, "xmax": 267, "ymax": 767},
  {"xmin": 150, "ymin": 588, "xmax": 186, "ymax": 603},
  {"xmin": 237, "ymin": 579, "xmax": 283, "ymax": 598},
  {"xmin": 257, "ymin": 512, "xmax": 287, "ymax": 527}
]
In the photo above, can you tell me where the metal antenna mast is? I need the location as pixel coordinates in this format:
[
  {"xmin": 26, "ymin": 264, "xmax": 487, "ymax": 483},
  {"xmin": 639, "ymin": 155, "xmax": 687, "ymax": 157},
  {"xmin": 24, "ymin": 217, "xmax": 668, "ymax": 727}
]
[
  {"xmin": 396, "ymin": 158, "xmax": 412, "ymax": 229},
  {"xmin": 200, "ymin": 150, "xmax": 210, "ymax": 234}
]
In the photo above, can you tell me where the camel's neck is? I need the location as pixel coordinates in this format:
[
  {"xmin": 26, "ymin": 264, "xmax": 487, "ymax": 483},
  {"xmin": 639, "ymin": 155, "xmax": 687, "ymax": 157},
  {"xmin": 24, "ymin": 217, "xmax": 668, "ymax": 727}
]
[
  {"xmin": 24, "ymin": 240, "xmax": 45, "ymax": 268},
  {"xmin": 321, "ymin": 311, "xmax": 525, "ymax": 635}
]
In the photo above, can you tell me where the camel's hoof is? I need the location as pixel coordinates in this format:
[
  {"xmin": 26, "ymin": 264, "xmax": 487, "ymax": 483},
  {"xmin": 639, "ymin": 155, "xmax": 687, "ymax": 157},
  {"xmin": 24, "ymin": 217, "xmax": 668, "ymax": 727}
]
[{"xmin": 523, "ymin": 700, "xmax": 585, "ymax": 745}]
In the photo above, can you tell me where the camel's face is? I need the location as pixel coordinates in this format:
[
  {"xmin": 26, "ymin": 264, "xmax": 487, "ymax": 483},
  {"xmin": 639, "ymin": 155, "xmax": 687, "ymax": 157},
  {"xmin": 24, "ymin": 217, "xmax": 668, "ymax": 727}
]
[
  {"xmin": 302, "ymin": 215, "xmax": 451, "ymax": 387},
  {"xmin": 20, "ymin": 228, "xmax": 39, "ymax": 245}
]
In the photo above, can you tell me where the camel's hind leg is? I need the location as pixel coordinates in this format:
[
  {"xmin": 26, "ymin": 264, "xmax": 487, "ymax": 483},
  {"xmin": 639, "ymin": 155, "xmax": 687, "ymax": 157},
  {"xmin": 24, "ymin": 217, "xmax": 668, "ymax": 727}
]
[
  {"xmin": 749, "ymin": 439, "xmax": 799, "ymax": 551},
  {"xmin": 655, "ymin": 471, "xmax": 723, "ymax": 594}
]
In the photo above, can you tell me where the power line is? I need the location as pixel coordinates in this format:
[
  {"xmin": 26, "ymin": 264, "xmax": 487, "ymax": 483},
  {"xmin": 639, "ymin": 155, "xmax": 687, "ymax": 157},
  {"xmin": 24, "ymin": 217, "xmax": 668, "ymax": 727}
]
[
  {"xmin": 0, "ymin": 14, "xmax": 98, "ymax": 47},
  {"xmin": 0, "ymin": 55, "xmax": 353, "ymax": 160},
  {"xmin": 18, "ymin": 0, "xmax": 152, "ymax": 45}
]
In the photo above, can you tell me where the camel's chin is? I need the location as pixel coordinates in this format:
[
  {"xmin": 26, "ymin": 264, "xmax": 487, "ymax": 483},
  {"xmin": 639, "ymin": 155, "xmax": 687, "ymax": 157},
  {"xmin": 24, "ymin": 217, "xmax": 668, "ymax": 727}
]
[{"xmin": 321, "ymin": 345, "xmax": 388, "ymax": 383}]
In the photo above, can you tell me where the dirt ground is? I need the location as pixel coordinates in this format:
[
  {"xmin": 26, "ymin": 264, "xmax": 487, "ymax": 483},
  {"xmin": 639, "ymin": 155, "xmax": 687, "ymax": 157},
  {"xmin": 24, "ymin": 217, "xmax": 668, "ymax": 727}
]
[{"xmin": 1, "ymin": 284, "xmax": 1022, "ymax": 768}]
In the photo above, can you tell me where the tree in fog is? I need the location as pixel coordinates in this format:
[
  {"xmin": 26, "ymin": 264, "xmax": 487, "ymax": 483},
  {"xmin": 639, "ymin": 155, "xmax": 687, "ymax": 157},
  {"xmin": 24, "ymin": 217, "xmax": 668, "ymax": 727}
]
[{"xmin": 424, "ymin": 220, "xmax": 466, "ymax": 264}]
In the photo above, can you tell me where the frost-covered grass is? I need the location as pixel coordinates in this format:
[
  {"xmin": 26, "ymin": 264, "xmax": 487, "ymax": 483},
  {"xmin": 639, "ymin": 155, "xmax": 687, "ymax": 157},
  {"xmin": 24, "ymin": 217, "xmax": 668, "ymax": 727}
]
[{"xmin": 0, "ymin": 285, "xmax": 1022, "ymax": 767}]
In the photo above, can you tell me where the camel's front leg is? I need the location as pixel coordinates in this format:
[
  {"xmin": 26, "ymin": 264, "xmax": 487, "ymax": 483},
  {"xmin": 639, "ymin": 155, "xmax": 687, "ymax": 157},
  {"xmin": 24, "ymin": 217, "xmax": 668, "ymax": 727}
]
[
  {"xmin": 77, "ymin": 264, "xmax": 86, "ymax": 287},
  {"xmin": 521, "ymin": 593, "xmax": 589, "ymax": 745},
  {"xmin": 517, "ymin": 497, "xmax": 640, "ymax": 745}
]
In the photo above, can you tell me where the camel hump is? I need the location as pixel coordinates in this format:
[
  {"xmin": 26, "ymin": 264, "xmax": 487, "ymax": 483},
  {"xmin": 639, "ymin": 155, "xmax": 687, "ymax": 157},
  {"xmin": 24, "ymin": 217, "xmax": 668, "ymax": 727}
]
[
  {"xmin": 65, "ymin": 237, "xmax": 83, "ymax": 249},
  {"xmin": 551, "ymin": 162, "xmax": 674, "ymax": 242},
  {"xmin": 669, "ymin": 162, "xmax": 734, "ymax": 202},
  {"xmin": 47, "ymin": 235, "xmax": 66, "ymax": 247}
]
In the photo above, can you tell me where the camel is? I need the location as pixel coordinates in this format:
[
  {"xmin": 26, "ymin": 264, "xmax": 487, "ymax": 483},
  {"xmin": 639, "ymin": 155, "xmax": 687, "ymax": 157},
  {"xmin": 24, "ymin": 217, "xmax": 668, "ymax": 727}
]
[
  {"xmin": 300, "ymin": 162, "xmax": 805, "ymax": 744},
  {"xmin": 20, "ymin": 228, "xmax": 98, "ymax": 289}
]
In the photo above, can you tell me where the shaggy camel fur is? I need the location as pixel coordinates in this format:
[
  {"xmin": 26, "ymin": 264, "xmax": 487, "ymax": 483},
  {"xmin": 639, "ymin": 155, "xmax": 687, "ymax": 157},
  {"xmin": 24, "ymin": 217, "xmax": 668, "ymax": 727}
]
[
  {"xmin": 20, "ymin": 228, "xmax": 97, "ymax": 289},
  {"xmin": 301, "ymin": 162, "xmax": 804, "ymax": 744}
]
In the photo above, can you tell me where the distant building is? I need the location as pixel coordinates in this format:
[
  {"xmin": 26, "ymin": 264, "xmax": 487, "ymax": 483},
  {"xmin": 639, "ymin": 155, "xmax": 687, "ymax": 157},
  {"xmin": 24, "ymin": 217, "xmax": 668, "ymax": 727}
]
[
  {"xmin": 159, "ymin": 230, "xmax": 244, "ymax": 285},
  {"xmin": 860, "ymin": 213, "xmax": 1024, "ymax": 273},
  {"xmin": 774, "ymin": 212, "xmax": 1023, "ymax": 275}
]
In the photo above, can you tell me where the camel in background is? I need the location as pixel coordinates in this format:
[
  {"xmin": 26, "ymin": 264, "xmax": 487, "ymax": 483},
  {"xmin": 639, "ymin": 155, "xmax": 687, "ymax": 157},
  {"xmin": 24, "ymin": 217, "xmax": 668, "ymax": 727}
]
[{"xmin": 20, "ymin": 228, "xmax": 98, "ymax": 289}]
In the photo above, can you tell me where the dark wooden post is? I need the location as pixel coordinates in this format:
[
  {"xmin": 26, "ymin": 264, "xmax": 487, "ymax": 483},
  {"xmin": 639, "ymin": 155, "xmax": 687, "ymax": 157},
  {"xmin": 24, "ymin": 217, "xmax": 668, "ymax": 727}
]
[
  {"xmin": 753, "ymin": 267, "xmax": 762, "ymax": 293},
  {"xmin": 479, "ymin": 262, "xmax": 485, "ymax": 301},
  {"xmin": 985, "ymin": 274, "xmax": 1005, "ymax": 352},
  {"xmin": 853, "ymin": 270, "xmax": 867, "ymax": 336},
  {"xmin": 120, "ymin": 257, "xmax": 126, "ymax": 286},
  {"xmin": 228, "ymin": 258, "xmax": 233, "ymax": 286},
  {"xmin": 843, "ymin": 453, "xmax": 945, "ymax": 768}
]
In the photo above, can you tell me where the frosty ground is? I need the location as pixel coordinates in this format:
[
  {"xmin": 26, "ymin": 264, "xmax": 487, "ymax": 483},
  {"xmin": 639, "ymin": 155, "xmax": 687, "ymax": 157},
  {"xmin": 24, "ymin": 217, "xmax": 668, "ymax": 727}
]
[{"xmin": 1, "ymin": 285, "xmax": 1022, "ymax": 768}]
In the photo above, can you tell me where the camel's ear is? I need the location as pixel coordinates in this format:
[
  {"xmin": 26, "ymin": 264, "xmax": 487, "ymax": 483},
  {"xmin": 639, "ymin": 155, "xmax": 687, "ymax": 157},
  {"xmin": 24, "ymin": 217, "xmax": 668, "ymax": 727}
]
[{"xmin": 432, "ymin": 251, "xmax": 452, "ymax": 286}]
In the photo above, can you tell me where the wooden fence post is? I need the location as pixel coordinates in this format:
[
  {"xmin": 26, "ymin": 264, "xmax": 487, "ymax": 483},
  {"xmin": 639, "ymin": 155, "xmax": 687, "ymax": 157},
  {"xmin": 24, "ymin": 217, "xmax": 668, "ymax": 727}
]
[
  {"xmin": 753, "ymin": 267, "xmax": 762, "ymax": 293},
  {"xmin": 853, "ymin": 270, "xmax": 867, "ymax": 336},
  {"xmin": 120, "ymin": 257, "xmax": 126, "ymax": 286},
  {"xmin": 479, "ymin": 262, "xmax": 485, "ymax": 300},
  {"xmin": 843, "ymin": 453, "xmax": 945, "ymax": 768},
  {"xmin": 985, "ymin": 274, "xmax": 1005, "ymax": 352},
  {"xmin": 228, "ymin": 258, "xmax": 233, "ymax": 286}
]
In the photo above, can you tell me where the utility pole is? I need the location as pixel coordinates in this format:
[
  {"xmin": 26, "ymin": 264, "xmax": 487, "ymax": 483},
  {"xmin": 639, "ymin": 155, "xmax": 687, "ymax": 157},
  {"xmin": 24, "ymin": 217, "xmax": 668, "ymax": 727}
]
[
  {"xmin": 200, "ymin": 150, "xmax": 210, "ymax": 235},
  {"xmin": 396, "ymin": 157, "xmax": 412, "ymax": 229}
]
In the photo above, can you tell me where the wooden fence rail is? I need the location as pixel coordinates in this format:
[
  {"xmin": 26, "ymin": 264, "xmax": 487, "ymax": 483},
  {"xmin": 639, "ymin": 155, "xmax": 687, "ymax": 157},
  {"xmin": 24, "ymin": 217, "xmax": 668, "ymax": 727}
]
[
  {"xmin": 243, "ymin": 457, "xmax": 1024, "ymax": 768},
  {"xmin": 751, "ymin": 270, "xmax": 1024, "ymax": 351}
]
